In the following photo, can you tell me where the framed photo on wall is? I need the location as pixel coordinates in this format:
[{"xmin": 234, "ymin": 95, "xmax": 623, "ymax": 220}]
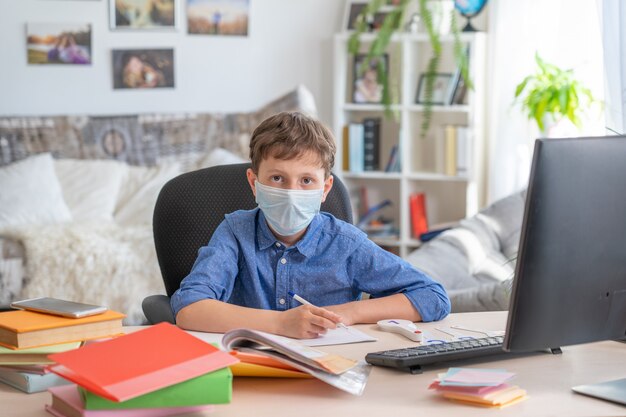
[
  {"xmin": 353, "ymin": 53, "xmax": 388, "ymax": 104},
  {"xmin": 415, "ymin": 73, "xmax": 453, "ymax": 105},
  {"xmin": 110, "ymin": 0, "xmax": 177, "ymax": 30},
  {"xmin": 187, "ymin": 0, "xmax": 250, "ymax": 36},
  {"xmin": 344, "ymin": 1, "xmax": 368, "ymax": 31},
  {"xmin": 26, "ymin": 23, "xmax": 92, "ymax": 65},
  {"xmin": 111, "ymin": 48, "xmax": 175, "ymax": 89}
]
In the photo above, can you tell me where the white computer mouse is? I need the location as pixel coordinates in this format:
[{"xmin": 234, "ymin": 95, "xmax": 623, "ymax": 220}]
[{"xmin": 377, "ymin": 319, "xmax": 423, "ymax": 342}]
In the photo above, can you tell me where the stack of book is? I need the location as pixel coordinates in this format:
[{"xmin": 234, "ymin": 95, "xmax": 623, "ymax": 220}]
[
  {"xmin": 428, "ymin": 367, "xmax": 527, "ymax": 408},
  {"xmin": 45, "ymin": 322, "xmax": 238, "ymax": 417},
  {"xmin": 343, "ymin": 117, "xmax": 381, "ymax": 173},
  {"xmin": 0, "ymin": 343, "xmax": 81, "ymax": 393},
  {"xmin": 0, "ymin": 309, "xmax": 126, "ymax": 393}
]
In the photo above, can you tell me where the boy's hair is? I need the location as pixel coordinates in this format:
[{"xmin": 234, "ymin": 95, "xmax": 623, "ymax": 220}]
[{"xmin": 249, "ymin": 112, "xmax": 336, "ymax": 178}]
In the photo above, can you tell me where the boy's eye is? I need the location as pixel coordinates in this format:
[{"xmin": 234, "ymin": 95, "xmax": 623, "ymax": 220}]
[
  {"xmin": 271, "ymin": 175, "xmax": 282, "ymax": 183},
  {"xmin": 302, "ymin": 178, "xmax": 313, "ymax": 185}
]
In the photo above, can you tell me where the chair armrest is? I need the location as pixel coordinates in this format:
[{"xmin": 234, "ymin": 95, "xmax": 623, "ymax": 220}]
[
  {"xmin": 0, "ymin": 236, "xmax": 26, "ymax": 307},
  {"xmin": 142, "ymin": 294, "xmax": 176, "ymax": 324}
]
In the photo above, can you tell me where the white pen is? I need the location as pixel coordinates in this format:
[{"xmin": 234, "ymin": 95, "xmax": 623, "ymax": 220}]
[{"xmin": 288, "ymin": 291, "xmax": 348, "ymax": 329}]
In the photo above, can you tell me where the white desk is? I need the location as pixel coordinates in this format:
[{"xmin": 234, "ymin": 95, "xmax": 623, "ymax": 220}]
[{"xmin": 2, "ymin": 312, "xmax": 625, "ymax": 416}]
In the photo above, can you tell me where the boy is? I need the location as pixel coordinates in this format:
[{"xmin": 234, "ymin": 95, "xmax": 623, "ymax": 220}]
[{"xmin": 171, "ymin": 112, "xmax": 450, "ymax": 339}]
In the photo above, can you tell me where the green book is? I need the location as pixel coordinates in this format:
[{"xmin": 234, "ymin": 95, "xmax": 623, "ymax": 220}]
[{"xmin": 81, "ymin": 367, "xmax": 232, "ymax": 410}]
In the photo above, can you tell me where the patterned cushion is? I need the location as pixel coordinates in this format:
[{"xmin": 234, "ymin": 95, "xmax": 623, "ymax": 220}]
[{"xmin": 0, "ymin": 85, "xmax": 317, "ymax": 168}]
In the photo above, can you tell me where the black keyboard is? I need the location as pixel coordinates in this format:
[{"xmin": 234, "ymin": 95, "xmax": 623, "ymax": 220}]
[{"xmin": 365, "ymin": 336, "xmax": 506, "ymax": 374}]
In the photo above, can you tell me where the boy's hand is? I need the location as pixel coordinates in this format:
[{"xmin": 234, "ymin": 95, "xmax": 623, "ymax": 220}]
[{"xmin": 278, "ymin": 305, "xmax": 343, "ymax": 339}]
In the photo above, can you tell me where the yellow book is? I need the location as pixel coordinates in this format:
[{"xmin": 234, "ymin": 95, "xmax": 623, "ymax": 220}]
[
  {"xmin": 449, "ymin": 394, "xmax": 528, "ymax": 409},
  {"xmin": 443, "ymin": 385, "xmax": 528, "ymax": 407},
  {"xmin": 444, "ymin": 125, "xmax": 457, "ymax": 177},
  {"xmin": 0, "ymin": 310, "xmax": 125, "ymax": 350},
  {"xmin": 230, "ymin": 362, "xmax": 312, "ymax": 378},
  {"xmin": 342, "ymin": 124, "xmax": 350, "ymax": 171},
  {"xmin": 229, "ymin": 351, "xmax": 311, "ymax": 378},
  {"xmin": 0, "ymin": 341, "xmax": 82, "ymax": 364}
]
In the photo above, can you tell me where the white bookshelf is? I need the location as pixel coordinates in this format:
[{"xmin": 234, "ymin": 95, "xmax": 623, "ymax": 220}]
[{"xmin": 333, "ymin": 31, "xmax": 487, "ymax": 258}]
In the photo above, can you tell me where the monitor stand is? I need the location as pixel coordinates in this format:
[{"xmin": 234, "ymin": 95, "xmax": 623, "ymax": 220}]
[{"xmin": 572, "ymin": 377, "xmax": 626, "ymax": 406}]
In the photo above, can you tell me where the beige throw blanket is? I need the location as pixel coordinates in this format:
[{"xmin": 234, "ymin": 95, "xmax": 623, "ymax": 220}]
[{"xmin": 4, "ymin": 222, "xmax": 165, "ymax": 325}]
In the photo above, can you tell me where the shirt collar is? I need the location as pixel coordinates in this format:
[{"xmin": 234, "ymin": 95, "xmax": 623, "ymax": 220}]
[{"xmin": 256, "ymin": 209, "xmax": 323, "ymax": 258}]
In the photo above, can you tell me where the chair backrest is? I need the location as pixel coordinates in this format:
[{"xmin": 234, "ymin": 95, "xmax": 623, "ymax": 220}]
[{"xmin": 153, "ymin": 163, "xmax": 353, "ymax": 297}]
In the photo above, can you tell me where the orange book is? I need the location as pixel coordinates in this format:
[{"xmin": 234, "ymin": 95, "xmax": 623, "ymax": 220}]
[
  {"xmin": 47, "ymin": 322, "xmax": 238, "ymax": 403},
  {"xmin": 229, "ymin": 351, "xmax": 311, "ymax": 378},
  {"xmin": 0, "ymin": 310, "xmax": 125, "ymax": 350},
  {"xmin": 409, "ymin": 193, "xmax": 428, "ymax": 238}
]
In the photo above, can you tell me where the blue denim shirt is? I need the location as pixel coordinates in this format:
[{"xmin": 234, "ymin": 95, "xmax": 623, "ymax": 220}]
[{"xmin": 171, "ymin": 208, "xmax": 451, "ymax": 322}]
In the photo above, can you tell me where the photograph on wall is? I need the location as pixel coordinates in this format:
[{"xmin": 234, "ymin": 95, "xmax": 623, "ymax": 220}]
[
  {"xmin": 112, "ymin": 48, "xmax": 175, "ymax": 89},
  {"xmin": 26, "ymin": 23, "xmax": 92, "ymax": 65},
  {"xmin": 343, "ymin": 1, "xmax": 367, "ymax": 31},
  {"xmin": 353, "ymin": 53, "xmax": 388, "ymax": 104},
  {"xmin": 111, "ymin": 0, "xmax": 177, "ymax": 30},
  {"xmin": 187, "ymin": 0, "xmax": 249, "ymax": 36},
  {"xmin": 415, "ymin": 73, "xmax": 453, "ymax": 105}
]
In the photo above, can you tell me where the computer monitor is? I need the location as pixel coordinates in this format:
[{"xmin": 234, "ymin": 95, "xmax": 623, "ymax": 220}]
[
  {"xmin": 503, "ymin": 136, "xmax": 626, "ymax": 405},
  {"xmin": 504, "ymin": 136, "xmax": 626, "ymax": 352}
]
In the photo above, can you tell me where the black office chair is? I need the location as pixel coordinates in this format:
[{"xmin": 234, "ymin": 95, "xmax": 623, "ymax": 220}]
[{"xmin": 142, "ymin": 162, "xmax": 353, "ymax": 324}]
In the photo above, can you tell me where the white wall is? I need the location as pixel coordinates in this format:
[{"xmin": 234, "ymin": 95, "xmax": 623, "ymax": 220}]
[{"xmin": 0, "ymin": 0, "xmax": 344, "ymax": 125}]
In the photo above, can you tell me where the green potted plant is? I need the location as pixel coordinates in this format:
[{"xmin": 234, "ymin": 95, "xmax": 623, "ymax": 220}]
[
  {"xmin": 514, "ymin": 53, "xmax": 595, "ymax": 136},
  {"xmin": 348, "ymin": 0, "xmax": 472, "ymax": 137}
]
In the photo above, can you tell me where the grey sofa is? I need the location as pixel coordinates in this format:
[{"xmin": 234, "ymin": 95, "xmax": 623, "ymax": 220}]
[{"xmin": 405, "ymin": 189, "xmax": 527, "ymax": 312}]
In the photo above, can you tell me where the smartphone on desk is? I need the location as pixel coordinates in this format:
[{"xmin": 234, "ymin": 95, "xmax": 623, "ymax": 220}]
[{"xmin": 10, "ymin": 297, "xmax": 107, "ymax": 318}]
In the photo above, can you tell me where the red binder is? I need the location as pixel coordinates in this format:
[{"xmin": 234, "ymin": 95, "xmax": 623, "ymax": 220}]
[
  {"xmin": 47, "ymin": 322, "xmax": 238, "ymax": 402},
  {"xmin": 409, "ymin": 193, "xmax": 428, "ymax": 238}
]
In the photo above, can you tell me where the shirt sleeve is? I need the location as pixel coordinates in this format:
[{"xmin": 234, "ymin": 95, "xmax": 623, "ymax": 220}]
[
  {"xmin": 170, "ymin": 219, "xmax": 241, "ymax": 318},
  {"xmin": 347, "ymin": 237, "xmax": 451, "ymax": 322}
]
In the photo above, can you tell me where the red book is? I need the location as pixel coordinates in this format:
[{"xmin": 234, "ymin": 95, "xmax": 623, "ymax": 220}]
[
  {"xmin": 409, "ymin": 193, "xmax": 428, "ymax": 238},
  {"xmin": 47, "ymin": 322, "xmax": 238, "ymax": 402}
]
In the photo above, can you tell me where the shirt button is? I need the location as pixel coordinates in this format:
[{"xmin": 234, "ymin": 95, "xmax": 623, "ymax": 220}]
[
  {"xmin": 279, "ymin": 298, "xmax": 285, "ymax": 305},
  {"xmin": 280, "ymin": 258, "xmax": 287, "ymax": 264},
  {"xmin": 275, "ymin": 242, "xmax": 281, "ymax": 247}
]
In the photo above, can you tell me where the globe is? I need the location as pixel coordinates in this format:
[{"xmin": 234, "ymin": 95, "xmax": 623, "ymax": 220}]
[{"xmin": 454, "ymin": 0, "xmax": 487, "ymax": 32}]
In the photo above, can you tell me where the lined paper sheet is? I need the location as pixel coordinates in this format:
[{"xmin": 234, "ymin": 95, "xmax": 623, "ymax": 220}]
[{"xmin": 300, "ymin": 326, "xmax": 377, "ymax": 347}]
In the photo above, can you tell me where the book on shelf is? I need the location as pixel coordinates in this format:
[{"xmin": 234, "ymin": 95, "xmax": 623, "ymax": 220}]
[
  {"xmin": 0, "ymin": 341, "xmax": 81, "ymax": 365},
  {"xmin": 222, "ymin": 328, "xmax": 372, "ymax": 396},
  {"xmin": 79, "ymin": 367, "xmax": 232, "ymax": 410},
  {"xmin": 356, "ymin": 199, "xmax": 392, "ymax": 229},
  {"xmin": 362, "ymin": 117, "xmax": 381, "ymax": 171},
  {"xmin": 0, "ymin": 310, "xmax": 125, "ymax": 350},
  {"xmin": 444, "ymin": 125, "xmax": 457, "ymax": 177},
  {"xmin": 348, "ymin": 123, "xmax": 364, "ymax": 172},
  {"xmin": 0, "ymin": 365, "xmax": 70, "ymax": 393},
  {"xmin": 342, "ymin": 124, "xmax": 350, "ymax": 171},
  {"xmin": 46, "ymin": 384, "xmax": 215, "ymax": 417},
  {"xmin": 441, "ymin": 125, "xmax": 471, "ymax": 178},
  {"xmin": 456, "ymin": 126, "xmax": 471, "ymax": 177},
  {"xmin": 384, "ymin": 144, "xmax": 401, "ymax": 173},
  {"xmin": 409, "ymin": 193, "xmax": 428, "ymax": 238},
  {"xmin": 47, "ymin": 322, "xmax": 238, "ymax": 403}
]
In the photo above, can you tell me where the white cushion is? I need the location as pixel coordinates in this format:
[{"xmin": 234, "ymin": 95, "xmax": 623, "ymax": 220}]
[
  {"xmin": 0, "ymin": 154, "xmax": 72, "ymax": 229},
  {"xmin": 195, "ymin": 147, "xmax": 247, "ymax": 170},
  {"xmin": 54, "ymin": 159, "xmax": 128, "ymax": 222},
  {"xmin": 114, "ymin": 162, "xmax": 183, "ymax": 226}
]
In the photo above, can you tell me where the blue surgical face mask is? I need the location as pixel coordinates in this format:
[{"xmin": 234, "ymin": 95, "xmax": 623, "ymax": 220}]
[{"xmin": 254, "ymin": 181, "xmax": 324, "ymax": 237}]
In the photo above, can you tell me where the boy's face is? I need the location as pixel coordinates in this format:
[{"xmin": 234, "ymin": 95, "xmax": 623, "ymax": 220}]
[{"xmin": 246, "ymin": 150, "xmax": 333, "ymax": 201}]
